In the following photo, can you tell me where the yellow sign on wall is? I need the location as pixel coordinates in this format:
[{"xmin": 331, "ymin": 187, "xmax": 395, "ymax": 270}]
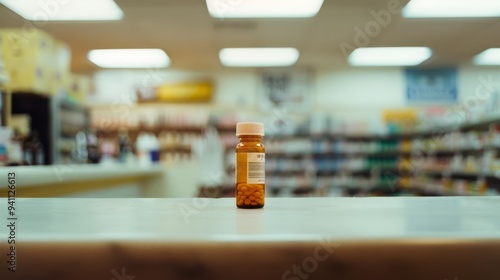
[
  {"xmin": 155, "ymin": 82, "xmax": 212, "ymax": 103},
  {"xmin": 382, "ymin": 109, "xmax": 417, "ymax": 122}
]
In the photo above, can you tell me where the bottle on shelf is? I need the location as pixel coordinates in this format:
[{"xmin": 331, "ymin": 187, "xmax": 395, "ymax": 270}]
[
  {"xmin": 149, "ymin": 133, "xmax": 160, "ymax": 163},
  {"xmin": 23, "ymin": 130, "xmax": 44, "ymax": 165},
  {"xmin": 7, "ymin": 129, "xmax": 25, "ymax": 166},
  {"xmin": 117, "ymin": 129, "xmax": 136, "ymax": 165},
  {"xmin": 118, "ymin": 129, "xmax": 131, "ymax": 163},
  {"xmin": 86, "ymin": 129, "xmax": 101, "ymax": 164},
  {"xmin": 75, "ymin": 131, "xmax": 88, "ymax": 163},
  {"xmin": 99, "ymin": 139, "xmax": 116, "ymax": 165},
  {"xmin": 136, "ymin": 132, "xmax": 152, "ymax": 166},
  {"xmin": 0, "ymin": 127, "xmax": 10, "ymax": 166}
]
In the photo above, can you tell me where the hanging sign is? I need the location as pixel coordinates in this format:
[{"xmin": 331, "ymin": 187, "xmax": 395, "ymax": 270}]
[{"xmin": 405, "ymin": 68, "xmax": 458, "ymax": 104}]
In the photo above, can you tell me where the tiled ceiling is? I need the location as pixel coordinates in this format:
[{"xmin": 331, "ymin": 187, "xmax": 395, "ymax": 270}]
[{"xmin": 1, "ymin": 0, "xmax": 499, "ymax": 72}]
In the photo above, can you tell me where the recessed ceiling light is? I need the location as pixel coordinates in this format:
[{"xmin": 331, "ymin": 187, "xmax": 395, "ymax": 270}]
[
  {"xmin": 87, "ymin": 49, "xmax": 170, "ymax": 68},
  {"xmin": 219, "ymin": 48, "xmax": 299, "ymax": 67},
  {"xmin": 473, "ymin": 48, "xmax": 500, "ymax": 65},
  {"xmin": 205, "ymin": 0, "xmax": 324, "ymax": 18},
  {"xmin": 348, "ymin": 47, "xmax": 432, "ymax": 66},
  {"xmin": 0, "ymin": 0, "xmax": 123, "ymax": 21},
  {"xmin": 402, "ymin": 0, "xmax": 500, "ymax": 18}
]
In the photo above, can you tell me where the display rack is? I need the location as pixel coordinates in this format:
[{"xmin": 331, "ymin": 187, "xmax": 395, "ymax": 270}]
[
  {"xmin": 90, "ymin": 103, "xmax": 500, "ymax": 198},
  {"xmin": 219, "ymin": 117, "xmax": 500, "ymax": 198},
  {"xmin": 95, "ymin": 125, "xmax": 235, "ymax": 163}
]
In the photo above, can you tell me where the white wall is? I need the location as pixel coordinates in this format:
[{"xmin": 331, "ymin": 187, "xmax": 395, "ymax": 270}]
[
  {"xmin": 88, "ymin": 69, "xmax": 259, "ymax": 110},
  {"xmin": 212, "ymin": 70, "xmax": 259, "ymax": 109},
  {"xmin": 458, "ymin": 66, "xmax": 500, "ymax": 102},
  {"xmin": 314, "ymin": 65, "xmax": 500, "ymax": 127},
  {"xmin": 88, "ymin": 66, "xmax": 500, "ymax": 128},
  {"xmin": 315, "ymin": 67, "xmax": 405, "ymax": 126}
]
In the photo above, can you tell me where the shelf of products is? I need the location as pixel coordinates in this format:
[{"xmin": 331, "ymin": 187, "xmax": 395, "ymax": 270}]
[
  {"xmin": 221, "ymin": 118, "xmax": 500, "ymax": 198},
  {"xmin": 90, "ymin": 105, "xmax": 500, "ymax": 198},
  {"xmin": 91, "ymin": 108, "xmax": 237, "ymax": 165},
  {"xmin": 53, "ymin": 99, "xmax": 89, "ymax": 164},
  {"xmin": 95, "ymin": 128, "xmax": 202, "ymax": 164}
]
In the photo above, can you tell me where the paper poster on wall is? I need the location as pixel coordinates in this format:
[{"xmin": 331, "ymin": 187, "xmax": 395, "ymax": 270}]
[
  {"xmin": 405, "ymin": 68, "xmax": 458, "ymax": 104},
  {"xmin": 258, "ymin": 70, "xmax": 312, "ymax": 112}
]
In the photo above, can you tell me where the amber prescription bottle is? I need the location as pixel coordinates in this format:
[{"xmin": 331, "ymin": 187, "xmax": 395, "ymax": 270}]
[{"xmin": 235, "ymin": 122, "xmax": 265, "ymax": 209}]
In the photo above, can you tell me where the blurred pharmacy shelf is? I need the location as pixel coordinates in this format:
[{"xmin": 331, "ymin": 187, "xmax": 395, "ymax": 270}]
[
  {"xmin": 90, "ymin": 104, "xmax": 500, "ymax": 198},
  {"xmin": 223, "ymin": 116, "xmax": 500, "ymax": 198}
]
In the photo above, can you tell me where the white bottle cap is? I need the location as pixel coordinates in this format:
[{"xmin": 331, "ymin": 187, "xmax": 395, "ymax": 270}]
[{"xmin": 236, "ymin": 122, "xmax": 264, "ymax": 136}]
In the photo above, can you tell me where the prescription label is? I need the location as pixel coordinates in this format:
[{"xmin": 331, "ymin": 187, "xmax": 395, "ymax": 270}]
[{"xmin": 236, "ymin": 153, "xmax": 265, "ymax": 184}]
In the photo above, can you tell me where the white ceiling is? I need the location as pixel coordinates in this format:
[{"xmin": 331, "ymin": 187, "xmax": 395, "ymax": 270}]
[{"xmin": 1, "ymin": 0, "xmax": 500, "ymax": 72}]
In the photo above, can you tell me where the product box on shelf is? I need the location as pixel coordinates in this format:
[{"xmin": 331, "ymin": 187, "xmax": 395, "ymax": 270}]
[
  {"xmin": 65, "ymin": 74, "xmax": 89, "ymax": 105},
  {"xmin": 0, "ymin": 28, "xmax": 56, "ymax": 95},
  {"xmin": 382, "ymin": 109, "xmax": 417, "ymax": 134},
  {"xmin": 52, "ymin": 40, "xmax": 71, "ymax": 96}
]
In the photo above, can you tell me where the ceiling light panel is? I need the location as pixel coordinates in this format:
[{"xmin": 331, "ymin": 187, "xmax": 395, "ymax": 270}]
[
  {"xmin": 473, "ymin": 48, "xmax": 500, "ymax": 65},
  {"xmin": 88, "ymin": 49, "xmax": 170, "ymax": 68},
  {"xmin": 348, "ymin": 47, "xmax": 432, "ymax": 66},
  {"xmin": 219, "ymin": 48, "xmax": 300, "ymax": 67},
  {"xmin": 402, "ymin": 0, "xmax": 500, "ymax": 18},
  {"xmin": 0, "ymin": 0, "xmax": 124, "ymax": 21},
  {"xmin": 206, "ymin": 0, "xmax": 324, "ymax": 18}
]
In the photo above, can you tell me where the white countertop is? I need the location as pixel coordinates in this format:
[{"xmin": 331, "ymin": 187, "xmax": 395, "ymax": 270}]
[
  {"xmin": 2, "ymin": 197, "xmax": 499, "ymax": 280},
  {"xmin": 4, "ymin": 197, "xmax": 500, "ymax": 242}
]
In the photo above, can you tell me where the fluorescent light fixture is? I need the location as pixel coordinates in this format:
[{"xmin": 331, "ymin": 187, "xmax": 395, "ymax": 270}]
[
  {"xmin": 88, "ymin": 49, "xmax": 170, "ymax": 68},
  {"xmin": 348, "ymin": 47, "xmax": 432, "ymax": 66},
  {"xmin": 402, "ymin": 0, "xmax": 500, "ymax": 18},
  {"xmin": 206, "ymin": 0, "xmax": 324, "ymax": 18},
  {"xmin": 0, "ymin": 0, "xmax": 123, "ymax": 21},
  {"xmin": 219, "ymin": 48, "xmax": 299, "ymax": 67},
  {"xmin": 473, "ymin": 48, "xmax": 500, "ymax": 65}
]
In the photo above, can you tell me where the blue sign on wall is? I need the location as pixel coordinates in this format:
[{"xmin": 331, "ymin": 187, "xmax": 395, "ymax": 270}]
[{"xmin": 405, "ymin": 68, "xmax": 458, "ymax": 103}]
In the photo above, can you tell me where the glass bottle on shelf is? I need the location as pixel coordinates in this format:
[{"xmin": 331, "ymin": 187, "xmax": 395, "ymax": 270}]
[
  {"xmin": 7, "ymin": 129, "xmax": 25, "ymax": 166},
  {"xmin": 23, "ymin": 131, "xmax": 44, "ymax": 165},
  {"xmin": 0, "ymin": 128, "xmax": 9, "ymax": 166},
  {"xmin": 118, "ymin": 129, "xmax": 133, "ymax": 164},
  {"xmin": 75, "ymin": 131, "xmax": 88, "ymax": 163},
  {"xmin": 86, "ymin": 129, "xmax": 100, "ymax": 164}
]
